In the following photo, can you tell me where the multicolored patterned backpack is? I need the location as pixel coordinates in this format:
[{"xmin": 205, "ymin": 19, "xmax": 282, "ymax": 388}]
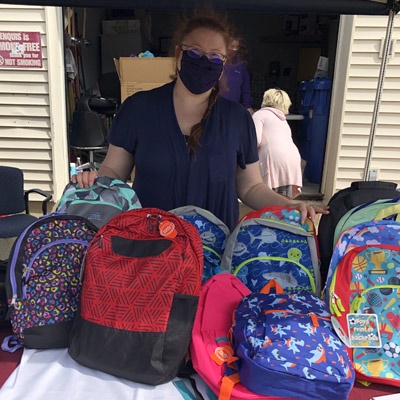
[
  {"xmin": 326, "ymin": 219, "xmax": 400, "ymax": 387},
  {"xmin": 3, "ymin": 213, "xmax": 98, "ymax": 350},
  {"xmin": 224, "ymin": 280, "xmax": 355, "ymax": 400},
  {"xmin": 170, "ymin": 205, "xmax": 230, "ymax": 283},
  {"xmin": 68, "ymin": 207, "xmax": 204, "ymax": 385},
  {"xmin": 221, "ymin": 206, "xmax": 321, "ymax": 295},
  {"xmin": 56, "ymin": 176, "xmax": 141, "ymax": 228}
]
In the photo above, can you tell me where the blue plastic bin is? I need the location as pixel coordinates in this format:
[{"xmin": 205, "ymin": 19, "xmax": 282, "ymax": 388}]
[
  {"xmin": 297, "ymin": 80, "xmax": 312, "ymax": 161},
  {"xmin": 299, "ymin": 77, "xmax": 332, "ymax": 184}
]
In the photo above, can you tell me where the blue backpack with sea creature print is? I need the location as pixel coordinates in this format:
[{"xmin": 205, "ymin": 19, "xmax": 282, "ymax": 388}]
[
  {"xmin": 220, "ymin": 206, "xmax": 321, "ymax": 295},
  {"xmin": 220, "ymin": 280, "xmax": 355, "ymax": 400},
  {"xmin": 170, "ymin": 205, "xmax": 230, "ymax": 283}
]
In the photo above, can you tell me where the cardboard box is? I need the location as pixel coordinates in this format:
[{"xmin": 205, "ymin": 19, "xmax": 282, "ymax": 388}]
[
  {"xmin": 115, "ymin": 57, "xmax": 176, "ymax": 102},
  {"xmin": 102, "ymin": 19, "xmax": 140, "ymax": 35}
]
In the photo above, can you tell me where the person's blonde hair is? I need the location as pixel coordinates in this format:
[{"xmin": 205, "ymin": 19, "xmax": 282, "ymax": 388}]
[{"xmin": 261, "ymin": 89, "xmax": 292, "ymax": 114}]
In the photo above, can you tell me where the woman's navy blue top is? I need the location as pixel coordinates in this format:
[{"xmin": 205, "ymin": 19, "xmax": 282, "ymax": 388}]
[{"xmin": 108, "ymin": 81, "xmax": 258, "ymax": 231}]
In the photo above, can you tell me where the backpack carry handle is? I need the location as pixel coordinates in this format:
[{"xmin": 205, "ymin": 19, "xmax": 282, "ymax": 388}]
[
  {"xmin": 219, "ymin": 373, "xmax": 241, "ymax": 400},
  {"xmin": 351, "ymin": 181, "xmax": 397, "ymax": 190},
  {"xmin": 260, "ymin": 279, "xmax": 285, "ymax": 295}
]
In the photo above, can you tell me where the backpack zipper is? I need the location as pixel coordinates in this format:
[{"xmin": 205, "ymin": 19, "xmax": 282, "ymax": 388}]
[
  {"xmin": 329, "ymin": 268, "xmax": 346, "ymax": 316},
  {"xmin": 11, "ymin": 238, "xmax": 89, "ymax": 304},
  {"xmin": 8, "ymin": 222, "xmax": 35, "ymax": 306},
  {"xmin": 147, "ymin": 213, "xmax": 162, "ymax": 232},
  {"xmin": 233, "ymin": 256, "xmax": 316, "ymax": 293},
  {"xmin": 203, "ymin": 245, "xmax": 222, "ymax": 261},
  {"xmin": 264, "ymin": 308, "xmax": 331, "ymax": 326},
  {"xmin": 64, "ymin": 199, "xmax": 122, "ymax": 209},
  {"xmin": 241, "ymin": 218, "xmax": 312, "ymax": 234},
  {"xmin": 350, "ymin": 284, "xmax": 400, "ymax": 313},
  {"xmin": 328, "ymin": 244, "xmax": 400, "ymax": 316}
]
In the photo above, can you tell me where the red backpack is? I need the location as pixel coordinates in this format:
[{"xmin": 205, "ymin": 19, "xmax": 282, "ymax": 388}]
[{"xmin": 69, "ymin": 207, "xmax": 203, "ymax": 385}]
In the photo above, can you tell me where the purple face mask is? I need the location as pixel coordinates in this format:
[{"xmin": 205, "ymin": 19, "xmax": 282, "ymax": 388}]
[{"xmin": 178, "ymin": 51, "xmax": 224, "ymax": 95}]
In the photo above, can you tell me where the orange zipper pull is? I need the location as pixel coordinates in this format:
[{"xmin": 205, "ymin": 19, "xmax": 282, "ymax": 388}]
[{"xmin": 309, "ymin": 312, "xmax": 319, "ymax": 327}]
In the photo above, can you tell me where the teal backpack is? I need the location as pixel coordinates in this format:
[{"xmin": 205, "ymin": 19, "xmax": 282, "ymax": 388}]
[{"xmin": 56, "ymin": 176, "xmax": 141, "ymax": 228}]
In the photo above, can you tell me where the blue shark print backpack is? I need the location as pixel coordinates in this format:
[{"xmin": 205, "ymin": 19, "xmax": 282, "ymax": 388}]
[
  {"xmin": 170, "ymin": 206, "xmax": 230, "ymax": 283},
  {"xmin": 221, "ymin": 206, "xmax": 321, "ymax": 295},
  {"xmin": 220, "ymin": 280, "xmax": 355, "ymax": 400}
]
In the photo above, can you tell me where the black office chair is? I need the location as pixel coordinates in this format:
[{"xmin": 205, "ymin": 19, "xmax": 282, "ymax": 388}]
[
  {"xmin": 69, "ymin": 96, "xmax": 115, "ymax": 171},
  {"xmin": 0, "ymin": 166, "xmax": 52, "ymax": 239},
  {"xmin": 98, "ymin": 72, "xmax": 121, "ymax": 107}
]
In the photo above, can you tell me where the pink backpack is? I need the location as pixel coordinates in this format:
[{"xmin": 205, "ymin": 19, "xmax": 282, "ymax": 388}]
[{"xmin": 190, "ymin": 273, "xmax": 290, "ymax": 400}]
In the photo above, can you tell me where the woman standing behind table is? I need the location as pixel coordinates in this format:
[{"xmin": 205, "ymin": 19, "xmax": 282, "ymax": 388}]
[
  {"xmin": 252, "ymin": 89, "xmax": 303, "ymax": 199},
  {"xmin": 220, "ymin": 32, "xmax": 254, "ymax": 115},
  {"xmin": 73, "ymin": 11, "xmax": 327, "ymax": 229}
]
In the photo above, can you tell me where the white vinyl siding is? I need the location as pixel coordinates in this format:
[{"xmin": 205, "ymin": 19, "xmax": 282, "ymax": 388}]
[
  {"xmin": 0, "ymin": 5, "xmax": 68, "ymax": 204},
  {"xmin": 323, "ymin": 14, "xmax": 400, "ymax": 200},
  {"xmin": 0, "ymin": 5, "xmax": 51, "ymax": 195}
]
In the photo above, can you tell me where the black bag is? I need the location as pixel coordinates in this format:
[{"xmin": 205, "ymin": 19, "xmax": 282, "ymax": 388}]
[
  {"xmin": 0, "ymin": 259, "xmax": 10, "ymax": 328},
  {"xmin": 318, "ymin": 180, "xmax": 399, "ymax": 283}
]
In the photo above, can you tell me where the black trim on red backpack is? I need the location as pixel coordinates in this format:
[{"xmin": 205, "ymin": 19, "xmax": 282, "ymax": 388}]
[{"xmin": 69, "ymin": 208, "xmax": 204, "ymax": 385}]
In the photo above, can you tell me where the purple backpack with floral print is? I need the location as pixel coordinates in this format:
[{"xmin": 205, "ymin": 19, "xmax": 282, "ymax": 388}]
[{"xmin": 2, "ymin": 213, "xmax": 97, "ymax": 350}]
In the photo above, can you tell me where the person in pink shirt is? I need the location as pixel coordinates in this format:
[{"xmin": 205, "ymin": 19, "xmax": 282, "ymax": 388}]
[{"xmin": 252, "ymin": 88, "xmax": 303, "ymax": 199}]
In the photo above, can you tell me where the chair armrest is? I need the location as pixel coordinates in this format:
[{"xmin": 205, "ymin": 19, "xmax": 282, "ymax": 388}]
[{"xmin": 24, "ymin": 189, "xmax": 53, "ymax": 215}]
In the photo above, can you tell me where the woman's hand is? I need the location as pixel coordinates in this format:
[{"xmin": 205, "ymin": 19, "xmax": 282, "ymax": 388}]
[
  {"xmin": 70, "ymin": 145, "xmax": 134, "ymax": 188},
  {"xmin": 290, "ymin": 202, "xmax": 329, "ymax": 225},
  {"xmin": 236, "ymin": 162, "xmax": 330, "ymax": 225},
  {"xmin": 71, "ymin": 170, "xmax": 98, "ymax": 188}
]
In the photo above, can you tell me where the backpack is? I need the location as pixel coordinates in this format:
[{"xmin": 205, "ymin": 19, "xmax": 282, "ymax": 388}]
[
  {"xmin": 169, "ymin": 205, "xmax": 230, "ymax": 283},
  {"xmin": 3, "ymin": 213, "xmax": 98, "ymax": 350},
  {"xmin": 317, "ymin": 180, "xmax": 399, "ymax": 282},
  {"xmin": 56, "ymin": 176, "xmax": 141, "ymax": 228},
  {"xmin": 221, "ymin": 206, "xmax": 321, "ymax": 296},
  {"xmin": 68, "ymin": 207, "xmax": 204, "ymax": 385},
  {"xmin": 333, "ymin": 197, "xmax": 400, "ymax": 247},
  {"xmin": 325, "ymin": 219, "xmax": 400, "ymax": 387},
  {"xmin": 190, "ymin": 273, "xmax": 288, "ymax": 400},
  {"xmin": 226, "ymin": 280, "xmax": 355, "ymax": 400}
]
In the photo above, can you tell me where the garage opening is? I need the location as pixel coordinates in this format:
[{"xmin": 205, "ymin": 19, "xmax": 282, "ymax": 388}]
[{"xmin": 65, "ymin": 7, "xmax": 340, "ymax": 200}]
